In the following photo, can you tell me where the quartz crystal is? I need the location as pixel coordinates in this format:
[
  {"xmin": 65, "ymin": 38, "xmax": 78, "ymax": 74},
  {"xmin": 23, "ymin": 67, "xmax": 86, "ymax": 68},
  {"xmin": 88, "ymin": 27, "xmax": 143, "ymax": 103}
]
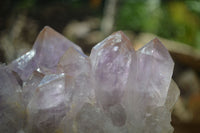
[
  {"xmin": 90, "ymin": 31, "xmax": 134, "ymax": 108},
  {"xmin": 0, "ymin": 26, "xmax": 179, "ymax": 133},
  {"xmin": 9, "ymin": 26, "xmax": 82, "ymax": 80}
]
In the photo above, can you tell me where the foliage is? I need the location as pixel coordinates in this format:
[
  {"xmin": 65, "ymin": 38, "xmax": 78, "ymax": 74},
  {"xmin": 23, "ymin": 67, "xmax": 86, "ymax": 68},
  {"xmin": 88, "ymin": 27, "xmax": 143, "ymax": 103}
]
[{"xmin": 116, "ymin": 0, "xmax": 200, "ymax": 49}]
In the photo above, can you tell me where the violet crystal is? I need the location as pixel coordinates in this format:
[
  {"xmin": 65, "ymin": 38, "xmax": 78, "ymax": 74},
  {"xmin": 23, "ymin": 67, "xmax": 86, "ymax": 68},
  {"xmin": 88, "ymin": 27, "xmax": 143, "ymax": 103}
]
[{"xmin": 0, "ymin": 26, "xmax": 179, "ymax": 133}]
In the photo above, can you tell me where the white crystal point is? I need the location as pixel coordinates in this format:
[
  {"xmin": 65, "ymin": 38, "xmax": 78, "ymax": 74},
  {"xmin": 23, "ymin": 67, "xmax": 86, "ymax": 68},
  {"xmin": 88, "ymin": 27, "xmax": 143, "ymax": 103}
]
[
  {"xmin": 90, "ymin": 31, "xmax": 134, "ymax": 108},
  {"xmin": 136, "ymin": 38, "xmax": 174, "ymax": 106}
]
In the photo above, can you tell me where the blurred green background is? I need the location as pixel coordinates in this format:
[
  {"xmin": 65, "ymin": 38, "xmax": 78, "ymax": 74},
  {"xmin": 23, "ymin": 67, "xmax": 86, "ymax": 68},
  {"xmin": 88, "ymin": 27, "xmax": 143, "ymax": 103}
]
[
  {"xmin": 116, "ymin": 0, "xmax": 200, "ymax": 49},
  {"xmin": 1, "ymin": 0, "xmax": 200, "ymax": 49}
]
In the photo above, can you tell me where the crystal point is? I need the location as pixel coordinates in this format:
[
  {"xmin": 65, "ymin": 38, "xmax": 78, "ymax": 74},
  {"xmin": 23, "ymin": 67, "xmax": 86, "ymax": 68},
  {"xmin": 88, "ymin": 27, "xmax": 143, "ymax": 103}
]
[
  {"xmin": 33, "ymin": 26, "xmax": 83, "ymax": 71},
  {"xmin": 9, "ymin": 26, "xmax": 82, "ymax": 80},
  {"xmin": 90, "ymin": 31, "xmax": 134, "ymax": 108},
  {"xmin": 136, "ymin": 38, "xmax": 174, "ymax": 106}
]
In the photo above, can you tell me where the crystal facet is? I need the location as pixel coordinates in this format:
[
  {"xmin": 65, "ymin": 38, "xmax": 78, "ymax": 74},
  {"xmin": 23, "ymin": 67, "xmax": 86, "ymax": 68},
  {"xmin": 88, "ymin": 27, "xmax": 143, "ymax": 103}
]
[
  {"xmin": 0, "ymin": 26, "xmax": 179, "ymax": 133},
  {"xmin": 90, "ymin": 31, "xmax": 134, "ymax": 108}
]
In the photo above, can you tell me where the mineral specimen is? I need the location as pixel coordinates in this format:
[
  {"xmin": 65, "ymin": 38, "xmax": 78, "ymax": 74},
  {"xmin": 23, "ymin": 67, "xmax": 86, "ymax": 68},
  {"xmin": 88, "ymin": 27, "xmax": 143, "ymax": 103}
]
[{"xmin": 0, "ymin": 26, "xmax": 179, "ymax": 133}]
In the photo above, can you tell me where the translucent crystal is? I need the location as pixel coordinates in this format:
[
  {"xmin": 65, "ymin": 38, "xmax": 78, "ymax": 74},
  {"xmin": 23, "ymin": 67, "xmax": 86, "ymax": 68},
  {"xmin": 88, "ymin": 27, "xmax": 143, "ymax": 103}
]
[
  {"xmin": 26, "ymin": 73, "xmax": 66, "ymax": 133},
  {"xmin": 10, "ymin": 26, "xmax": 83, "ymax": 80},
  {"xmin": 123, "ymin": 38, "xmax": 177, "ymax": 133},
  {"xmin": 90, "ymin": 31, "xmax": 134, "ymax": 108},
  {"xmin": 22, "ymin": 71, "xmax": 44, "ymax": 106},
  {"xmin": 136, "ymin": 38, "xmax": 174, "ymax": 106},
  {"xmin": 0, "ymin": 27, "xmax": 179, "ymax": 133}
]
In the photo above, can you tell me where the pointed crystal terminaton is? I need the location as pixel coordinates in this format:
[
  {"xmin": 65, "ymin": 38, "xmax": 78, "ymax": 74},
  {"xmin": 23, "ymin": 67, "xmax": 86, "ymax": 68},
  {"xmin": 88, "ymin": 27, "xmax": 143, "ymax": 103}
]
[
  {"xmin": 90, "ymin": 31, "xmax": 135, "ymax": 108},
  {"xmin": 9, "ymin": 26, "xmax": 82, "ymax": 80},
  {"xmin": 123, "ymin": 38, "xmax": 176, "ymax": 133},
  {"xmin": 33, "ymin": 26, "xmax": 83, "ymax": 70},
  {"xmin": 136, "ymin": 38, "xmax": 174, "ymax": 106}
]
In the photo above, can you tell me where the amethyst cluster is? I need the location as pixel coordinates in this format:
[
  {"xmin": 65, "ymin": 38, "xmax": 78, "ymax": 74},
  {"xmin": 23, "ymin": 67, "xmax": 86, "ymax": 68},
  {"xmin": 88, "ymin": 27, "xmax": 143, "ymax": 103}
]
[{"xmin": 0, "ymin": 26, "xmax": 179, "ymax": 133}]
